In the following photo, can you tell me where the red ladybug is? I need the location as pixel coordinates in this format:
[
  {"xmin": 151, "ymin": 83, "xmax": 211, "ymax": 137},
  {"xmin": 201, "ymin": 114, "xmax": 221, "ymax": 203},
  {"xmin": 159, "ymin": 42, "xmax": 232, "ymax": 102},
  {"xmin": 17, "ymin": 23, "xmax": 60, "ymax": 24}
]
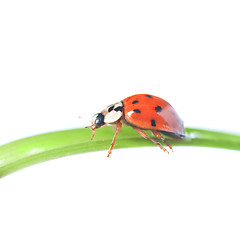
[{"xmin": 86, "ymin": 94, "xmax": 185, "ymax": 157}]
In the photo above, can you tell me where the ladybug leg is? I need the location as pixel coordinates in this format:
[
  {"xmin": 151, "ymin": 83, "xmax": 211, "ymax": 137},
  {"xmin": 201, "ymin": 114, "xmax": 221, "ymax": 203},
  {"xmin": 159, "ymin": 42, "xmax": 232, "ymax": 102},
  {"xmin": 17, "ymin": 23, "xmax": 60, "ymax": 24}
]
[
  {"xmin": 107, "ymin": 122, "xmax": 122, "ymax": 157},
  {"xmin": 90, "ymin": 129, "xmax": 96, "ymax": 140},
  {"xmin": 85, "ymin": 125, "xmax": 96, "ymax": 140},
  {"xmin": 132, "ymin": 127, "xmax": 169, "ymax": 154},
  {"xmin": 152, "ymin": 130, "xmax": 173, "ymax": 152}
]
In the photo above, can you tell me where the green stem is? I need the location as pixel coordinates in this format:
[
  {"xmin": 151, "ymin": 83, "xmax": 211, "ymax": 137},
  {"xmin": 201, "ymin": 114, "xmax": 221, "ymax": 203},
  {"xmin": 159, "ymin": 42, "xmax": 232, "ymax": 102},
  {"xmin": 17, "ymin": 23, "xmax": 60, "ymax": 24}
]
[{"xmin": 0, "ymin": 126, "xmax": 240, "ymax": 177}]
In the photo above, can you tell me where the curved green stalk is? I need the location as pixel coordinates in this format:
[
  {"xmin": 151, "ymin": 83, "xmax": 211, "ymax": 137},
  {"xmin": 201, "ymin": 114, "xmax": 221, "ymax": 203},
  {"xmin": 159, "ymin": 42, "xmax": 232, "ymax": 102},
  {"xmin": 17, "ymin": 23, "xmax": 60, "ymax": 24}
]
[{"xmin": 0, "ymin": 126, "xmax": 240, "ymax": 178}]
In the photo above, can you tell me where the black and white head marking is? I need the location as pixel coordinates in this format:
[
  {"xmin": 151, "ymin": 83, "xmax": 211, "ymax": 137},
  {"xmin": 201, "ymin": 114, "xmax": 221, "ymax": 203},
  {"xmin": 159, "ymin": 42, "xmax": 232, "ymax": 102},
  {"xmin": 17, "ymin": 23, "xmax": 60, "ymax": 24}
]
[
  {"xmin": 104, "ymin": 101, "xmax": 123, "ymax": 124},
  {"xmin": 90, "ymin": 101, "xmax": 124, "ymax": 128}
]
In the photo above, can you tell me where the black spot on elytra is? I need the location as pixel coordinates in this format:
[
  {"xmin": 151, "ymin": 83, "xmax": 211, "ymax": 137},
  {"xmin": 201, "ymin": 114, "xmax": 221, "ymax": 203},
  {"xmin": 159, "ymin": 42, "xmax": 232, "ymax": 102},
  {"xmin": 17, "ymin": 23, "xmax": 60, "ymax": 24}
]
[
  {"xmin": 133, "ymin": 109, "xmax": 141, "ymax": 113},
  {"xmin": 108, "ymin": 105, "xmax": 114, "ymax": 112},
  {"xmin": 151, "ymin": 119, "xmax": 156, "ymax": 127},
  {"xmin": 155, "ymin": 106, "xmax": 162, "ymax": 113},
  {"xmin": 114, "ymin": 106, "xmax": 123, "ymax": 112},
  {"xmin": 146, "ymin": 94, "xmax": 153, "ymax": 98},
  {"xmin": 132, "ymin": 100, "xmax": 139, "ymax": 104}
]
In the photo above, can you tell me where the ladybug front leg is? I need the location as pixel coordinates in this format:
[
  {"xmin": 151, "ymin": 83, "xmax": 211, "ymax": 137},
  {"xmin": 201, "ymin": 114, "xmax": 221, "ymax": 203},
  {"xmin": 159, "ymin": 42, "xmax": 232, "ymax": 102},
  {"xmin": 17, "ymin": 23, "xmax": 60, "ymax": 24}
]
[
  {"xmin": 132, "ymin": 127, "xmax": 169, "ymax": 154},
  {"xmin": 107, "ymin": 122, "xmax": 122, "ymax": 157},
  {"xmin": 152, "ymin": 130, "xmax": 173, "ymax": 152}
]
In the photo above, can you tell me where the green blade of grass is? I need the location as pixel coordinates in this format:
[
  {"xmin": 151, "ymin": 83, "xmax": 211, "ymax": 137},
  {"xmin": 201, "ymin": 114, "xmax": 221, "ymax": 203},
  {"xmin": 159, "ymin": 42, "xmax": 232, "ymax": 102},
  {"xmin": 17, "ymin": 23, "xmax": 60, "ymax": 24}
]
[{"xmin": 0, "ymin": 126, "xmax": 240, "ymax": 177}]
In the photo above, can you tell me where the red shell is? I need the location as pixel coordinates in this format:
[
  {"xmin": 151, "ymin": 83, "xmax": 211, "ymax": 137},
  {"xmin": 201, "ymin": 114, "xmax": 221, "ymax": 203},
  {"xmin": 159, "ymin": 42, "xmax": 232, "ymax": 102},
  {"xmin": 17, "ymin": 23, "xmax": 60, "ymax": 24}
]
[{"xmin": 123, "ymin": 94, "xmax": 185, "ymax": 137}]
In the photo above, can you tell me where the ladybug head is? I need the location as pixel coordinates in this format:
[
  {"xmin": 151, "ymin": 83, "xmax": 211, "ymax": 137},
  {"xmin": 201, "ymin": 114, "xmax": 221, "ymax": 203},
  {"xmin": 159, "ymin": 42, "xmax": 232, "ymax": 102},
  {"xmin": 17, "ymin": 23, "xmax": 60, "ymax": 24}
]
[
  {"xmin": 86, "ymin": 101, "xmax": 124, "ymax": 140},
  {"xmin": 92, "ymin": 113, "xmax": 106, "ymax": 128},
  {"xmin": 85, "ymin": 112, "xmax": 106, "ymax": 140}
]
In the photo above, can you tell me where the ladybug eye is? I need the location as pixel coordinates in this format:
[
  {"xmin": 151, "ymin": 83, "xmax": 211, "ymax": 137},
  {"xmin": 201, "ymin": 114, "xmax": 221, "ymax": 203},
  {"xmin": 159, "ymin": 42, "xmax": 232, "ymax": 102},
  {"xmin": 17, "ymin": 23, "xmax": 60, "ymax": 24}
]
[{"xmin": 94, "ymin": 113, "xmax": 105, "ymax": 127}]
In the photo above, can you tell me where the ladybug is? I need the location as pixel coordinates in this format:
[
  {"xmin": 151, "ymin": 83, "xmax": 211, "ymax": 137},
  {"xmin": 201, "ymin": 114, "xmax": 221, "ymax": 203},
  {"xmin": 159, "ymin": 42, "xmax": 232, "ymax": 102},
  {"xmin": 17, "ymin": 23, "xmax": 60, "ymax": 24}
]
[{"xmin": 86, "ymin": 94, "xmax": 185, "ymax": 157}]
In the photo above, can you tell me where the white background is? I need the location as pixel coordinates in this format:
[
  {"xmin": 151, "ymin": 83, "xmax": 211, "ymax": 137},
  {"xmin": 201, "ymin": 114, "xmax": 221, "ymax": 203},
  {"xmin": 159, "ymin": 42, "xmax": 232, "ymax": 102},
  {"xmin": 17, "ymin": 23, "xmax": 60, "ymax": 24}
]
[{"xmin": 0, "ymin": 0, "xmax": 240, "ymax": 239}]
